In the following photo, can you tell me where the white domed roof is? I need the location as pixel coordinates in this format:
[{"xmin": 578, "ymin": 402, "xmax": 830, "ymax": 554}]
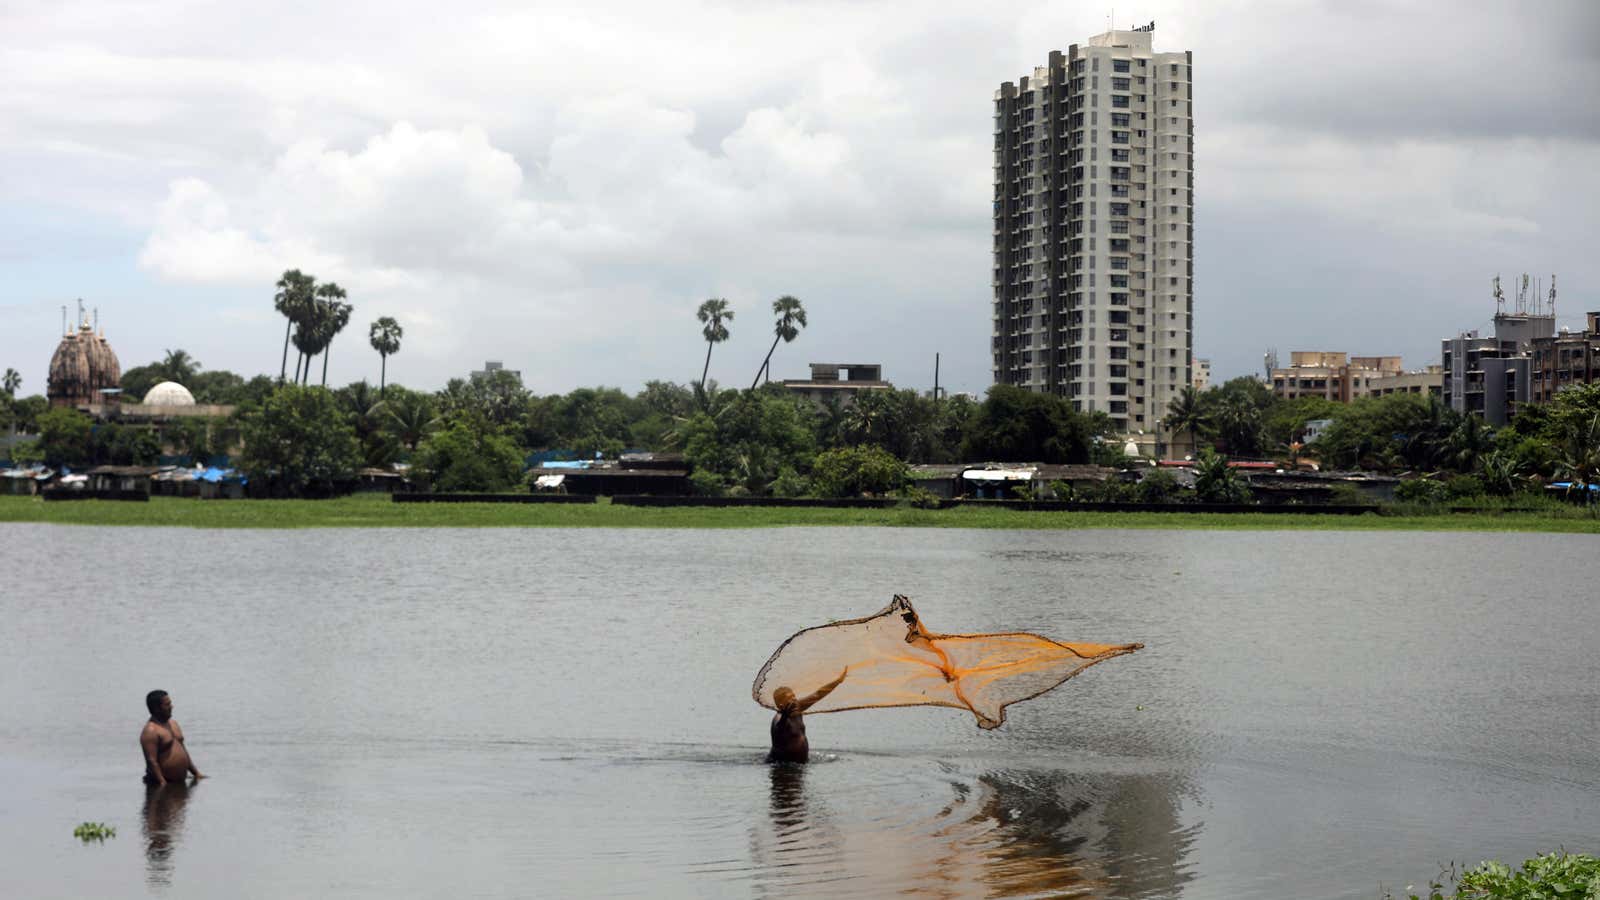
[
  {"xmin": 144, "ymin": 381, "xmax": 195, "ymax": 406},
  {"xmin": 1123, "ymin": 440, "xmax": 1141, "ymax": 458}
]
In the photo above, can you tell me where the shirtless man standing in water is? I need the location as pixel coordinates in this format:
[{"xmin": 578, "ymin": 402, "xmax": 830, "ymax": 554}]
[
  {"xmin": 140, "ymin": 691, "xmax": 204, "ymax": 787},
  {"xmin": 767, "ymin": 669, "xmax": 848, "ymax": 764}
]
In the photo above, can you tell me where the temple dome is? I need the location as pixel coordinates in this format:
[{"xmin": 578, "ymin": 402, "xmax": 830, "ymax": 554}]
[
  {"xmin": 47, "ymin": 316, "xmax": 121, "ymax": 408},
  {"xmin": 143, "ymin": 381, "xmax": 196, "ymax": 406}
]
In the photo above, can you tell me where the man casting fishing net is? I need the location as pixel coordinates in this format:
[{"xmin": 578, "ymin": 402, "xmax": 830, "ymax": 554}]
[{"xmin": 756, "ymin": 595, "xmax": 1141, "ymax": 761}]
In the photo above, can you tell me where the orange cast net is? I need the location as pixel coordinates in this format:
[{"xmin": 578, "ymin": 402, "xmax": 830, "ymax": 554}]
[{"xmin": 753, "ymin": 595, "xmax": 1142, "ymax": 729}]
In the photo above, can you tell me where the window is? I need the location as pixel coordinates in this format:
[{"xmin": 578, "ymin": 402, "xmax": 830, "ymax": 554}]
[
  {"xmin": 1111, "ymin": 113, "xmax": 1130, "ymax": 126},
  {"xmin": 1111, "ymin": 131, "xmax": 1129, "ymax": 144},
  {"xmin": 1112, "ymin": 77, "xmax": 1130, "ymax": 90},
  {"xmin": 1110, "ymin": 202, "xmax": 1129, "ymax": 215},
  {"xmin": 1112, "ymin": 95, "xmax": 1129, "ymax": 108},
  {"xmin": 1110, "ymin": 275, "xmax": 1129, "ymax": 287},
  {"xmin": 1110, "ymin": 257, "xmax": 1128, "ymax": 270},
  {"xmin": 1113, "ymin": 59, "xmax": 1130, "ymax": 73}
]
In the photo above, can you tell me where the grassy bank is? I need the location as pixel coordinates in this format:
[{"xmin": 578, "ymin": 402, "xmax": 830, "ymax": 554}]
[{"xmin": 3, "ymin": 493, "xmax": 1599, "ymax": 531}]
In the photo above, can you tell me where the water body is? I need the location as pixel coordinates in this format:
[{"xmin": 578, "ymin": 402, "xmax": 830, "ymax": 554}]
[{"xmin": 1, "ymin": 524, "xmax": 1596, "ymax": 899}]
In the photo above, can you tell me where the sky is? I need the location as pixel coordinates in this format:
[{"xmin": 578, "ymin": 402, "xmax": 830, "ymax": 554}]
[{"xmin": 3, "ymin": 0, "xmax": 1598, "ymax": 398}]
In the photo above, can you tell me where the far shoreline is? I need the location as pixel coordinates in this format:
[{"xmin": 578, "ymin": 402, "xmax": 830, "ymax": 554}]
[{"xmin": 3, "ymin": 494, "xmax": 1597, "ymax": 533}]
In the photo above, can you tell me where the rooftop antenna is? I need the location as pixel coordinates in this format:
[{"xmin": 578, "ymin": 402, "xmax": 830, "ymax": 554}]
[
  {"xmin": 77, "ymin": 298, "xmax": 87, "ymax": 329},
  {"xmin": 1492, "ymin": 274, "xmax": 1504, "ymax": 315},
  {"xmin": 1549, "ymin": 274, "xmax": 1557, "ymax": 319}
]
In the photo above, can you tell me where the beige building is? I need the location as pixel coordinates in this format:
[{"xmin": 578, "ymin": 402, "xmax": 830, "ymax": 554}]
[
  {"xmin": 992, "ymin": 23, "xmax": 1193, "ymax": 447},
  {"xmin": 782, "ymin": 363, "xmax": 892, "ymax": 406},
  {"xmin": 1192, "ymin": 356, "xmax": 1210, "ymax": 391},
  {"xmin": 1270, "ymin": 352, "xmax": 1441, "ymax": 402}
]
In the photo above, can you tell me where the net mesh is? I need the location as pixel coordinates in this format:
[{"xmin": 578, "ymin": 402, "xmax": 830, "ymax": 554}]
[{"xmin": 753, "ymin": 595, "xmax": 1142, "ymax": 729}]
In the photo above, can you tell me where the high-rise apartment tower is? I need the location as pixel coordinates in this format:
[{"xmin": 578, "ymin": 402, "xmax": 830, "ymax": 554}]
[{"xmin": 992, "ymin": 24, "xmax": 1193, "ymax": 441}]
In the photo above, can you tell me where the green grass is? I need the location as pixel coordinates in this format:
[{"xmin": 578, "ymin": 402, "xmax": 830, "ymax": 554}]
[{"xmin": 4, "ymin": 493, "xmax": 1599, "ymax": 531}]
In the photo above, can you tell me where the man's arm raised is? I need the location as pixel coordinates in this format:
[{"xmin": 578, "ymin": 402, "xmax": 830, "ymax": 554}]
[{"xmin": 796, "ymin": 668, "xmax": 849, "ymax": 712}]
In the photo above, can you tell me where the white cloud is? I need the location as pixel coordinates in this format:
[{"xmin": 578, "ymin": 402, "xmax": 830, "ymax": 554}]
[{"xmin": 2, "ymin": 0, "xmax": 1597, "ymax": 393}]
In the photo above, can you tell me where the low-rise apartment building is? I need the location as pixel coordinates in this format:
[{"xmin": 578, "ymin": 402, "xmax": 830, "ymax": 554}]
[
  {"xmin": 1269, "ymin": 352, "xmax": 1441, "ymax": 402},
  {"xmin": 1530, "ymin": 311, "xmax": 1600, "ymax": 404}
]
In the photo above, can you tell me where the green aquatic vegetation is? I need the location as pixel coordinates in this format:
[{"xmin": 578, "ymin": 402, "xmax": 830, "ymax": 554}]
[
  {"xmin": 73, "ymin": 822, "xmax": 116, "ymax": 842},
  {"xmin": 1386, "ymin": 851, "xmax": 1600, "ymax": 900}
]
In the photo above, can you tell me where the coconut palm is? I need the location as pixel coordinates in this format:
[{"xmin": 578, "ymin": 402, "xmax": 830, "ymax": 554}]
[
  {"xmin": 274, "ymin": 269, "xmax": 316, "ymax": 384},
  {"xmin": 157, "ymin": 349, "xmax": 200, "ymax": 385},
  {"xmin": 1442, "ymin": 412, "xmax": 1493, "ymax": 474},
  {"xmin": 3, "ymin": 368, "xmax": 20, "ymax": 398},
  {"xmin": 751, "ymin": 295, "xmax": 806, "ymax": 390},
  {"xmin": 384, "ymin": 390, "xmax": 439, "ymax": 451},
  {"xmin": 1163, "ymin": 385, "xmax": 1208, "ymax": 456},
  {"xmin": 368, "ymin": 317, "xmax": 403, "ymax": 394},
  {"xmin": 696, "ymin": 298, "xmax": 734, "ymax": 391}
]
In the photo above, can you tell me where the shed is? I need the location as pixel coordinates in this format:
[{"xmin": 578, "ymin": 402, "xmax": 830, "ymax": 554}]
[{"xmin": 85, "ymin": 465, "xmax": 160, "ymax": 498}]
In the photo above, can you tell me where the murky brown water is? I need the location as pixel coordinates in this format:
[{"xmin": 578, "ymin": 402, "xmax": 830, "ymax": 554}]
[{"xmin": 1, "ymin": 524, "xmax": 1596, "ymax": 898}]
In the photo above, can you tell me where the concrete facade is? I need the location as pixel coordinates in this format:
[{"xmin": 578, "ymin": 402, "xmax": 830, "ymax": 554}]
[
  {"xmin": 992, "ymin": 24, "xmax": 1193, "ymax": 444},
  {"xmin": 1192, "ymin": 356, "xmax": 1210, "ymax": 391},
  {"xmin": 1530, "ymin": 311, "xmax": 1600, "ymax": 404},
  {"xmin": 782, "ymin": 362, "xmax": 892, "ymax": 406},
  {"xmin": 1442, "ymin": 312, "xmax": 1553, "ymax": 425},
  {"xmin": 1269, "ymin": 352, "xmax": 1441, "ymax": 402}
]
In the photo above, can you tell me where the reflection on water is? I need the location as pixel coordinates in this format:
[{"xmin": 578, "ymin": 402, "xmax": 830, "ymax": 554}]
[
  {"xmin": 142, "ymin": 784, "xmax": 193, "ymax": 888},
  {"xmin": 1, "ymin": 525, "xmax": 1596, "ymax": 899},
  {"xmin": 749, "ymin": 757, "xmax": 1196, "ymax": 899}
]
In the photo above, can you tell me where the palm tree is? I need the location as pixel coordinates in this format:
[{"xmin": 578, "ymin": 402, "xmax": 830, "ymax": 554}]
[
  {"xmin": 2, "ymin": 368, "xmax": 18, "ymax": 447},
  {"xmin": 751, "ymin": 295, "xmax": 806, "ymax": 390},
  {"xmin": 696, "ymin": 298, "xmax": 733, "ymax": 391},
  {"xmin": 1163, "ymin": 385, "xmax": 1208, "ymax": 457},
  {"xmin": 368, "ymin": 317, "xmax": 403, "ymax": 394},
  {"xmin": 384, "ymin": 390, "xmax": 439, "ymax": 451},
  {"xmin": 158, "ymin": 349, "xmax": 200, "ymax": 385},
  {"xmin": 312, "ymin": 284, "xmax": 352, "ymax": 388},
  {"xmin": 1442, "ymin": 413, "xmax": 1493, "ymax": 474},
  {"xmin": 1555, "ymin": 413, "xmax": 1600, "ymax": 506},
  {"xmin": 274, "ymin": 269, "xmax": 316, "ymax": 384}
]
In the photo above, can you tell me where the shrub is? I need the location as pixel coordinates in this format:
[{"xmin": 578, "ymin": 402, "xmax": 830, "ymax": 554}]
[
  {"xmin": 1194, "ymin": 448, "xmax": 1252, "ymax": 504},
  {"xmin": 769, "ymin": 467, "xmax": 811, "ymax": 498},
  {"xmin": 1444, "ymin": 475, "xmax": 1485, "ymax": 500},
  {"xmin": 810, "ymin": 445, "xmax": 908, "ymax": 498},
  {"xmin": 1135, "ymin": 468, "xmax": 1183, "ymax": 504},
  {"xmin": 896, "ymin": 485, "xmax": 941, "ymax": 508},
  {"xmin": 1395, "ymin": 478, "xmax": 1448, "ymax": 504}
]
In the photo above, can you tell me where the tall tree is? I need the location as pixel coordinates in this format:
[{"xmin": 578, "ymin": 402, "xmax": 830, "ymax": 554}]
[
  {"xmin": 696, "ymin": 298, "xmax": 733, "ymax": 391},
  {"xmin": 274, "ymin": 269, "xmax": 316, "ymax": 384},
  {"xmin": 751, "ymin": 295, "xmax": 806, "ymax": 390},
  {"xmin": 314, "ymin": 284, "xmax": 352, "ymax": 388},
  {"xmin": 2, "ymin": 368, "xmax": 19, "ymax": 446},
  {"xmin": 368, "ymin": 317, "xmax": 403, "ymax": 394}
]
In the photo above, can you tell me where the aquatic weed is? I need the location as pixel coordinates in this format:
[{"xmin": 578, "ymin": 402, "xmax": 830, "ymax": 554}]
[{"xmin": 73, "ymin": 822, "xmax": 116, "ymax": 842}]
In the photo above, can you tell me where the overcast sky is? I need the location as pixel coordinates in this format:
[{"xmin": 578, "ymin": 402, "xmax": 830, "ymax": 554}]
[{"xmin": 3, "ymin": 0, "xmax": 1597, "ymax": 398}]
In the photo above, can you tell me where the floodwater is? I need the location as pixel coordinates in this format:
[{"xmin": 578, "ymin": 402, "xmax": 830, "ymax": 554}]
[{"xmin": 1, "ymin": 524, "xmax": 1596, "ymax": 899}]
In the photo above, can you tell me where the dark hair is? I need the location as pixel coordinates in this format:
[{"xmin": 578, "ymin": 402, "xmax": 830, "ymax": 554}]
[{"xmin": 146, "ymin": 690, "xmax": 168, "ymax": 716}]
